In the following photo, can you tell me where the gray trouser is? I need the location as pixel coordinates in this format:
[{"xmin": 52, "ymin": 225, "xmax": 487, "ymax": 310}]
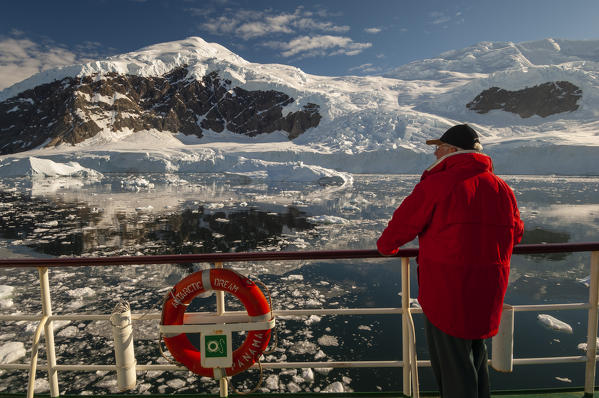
[{"xmin": 424, "ymin": 315, "xmax": 490, "ymax": 398}]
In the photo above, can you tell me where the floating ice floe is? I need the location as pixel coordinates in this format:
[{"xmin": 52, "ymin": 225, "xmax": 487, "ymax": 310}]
[
  {"xmin": 229, "ymin": 158, "xmax": 353, "ymax": 186},
  {"xmin": 57, "ymin": 326, "xmax": 80, "ymax": 338},
  {"xmin": 24, "ymin": 320, "xmax": 71, "ymax": 335},
  {"xmin": 340, "ymin": 204, "xmax": 361, "ymax": 212},
  {"xmin": 304, "ymin": 298, "xmax": 322, "ymax": 307},
  {"xmin": 0, "ymin": 157, "xmax": 103, "ymax": 179},
  {"xmin": 282, "ymin": 274, "xmax": 304, "ymax": 281},
  {"xmin": 162, "ymin": 174, "xmax": 189, "ymax": 186},
  {"xmin": 166, "ymin": 379, "xmax": 186, "ymax": 389},
  {"xmin": 67, "ymin": 287, "xmax": 95, "ymax": 299},
  {"xmin": 317, "ymin": 335, "xmax": 339, "ymax": 347},
  {"xmin": 288, "ymin": 341, "xmax": 318, "ymax": 355},
  {"xmin": 537, "ymin": 314, "xmax": 573, "ymax": 334},
  {"xmin": 577, "ymin": 338, "xmax": 599, "ymax": 352},
  {"xmin": 555, "ymin": 377, "xmax": 572, "ymax": 383},
  {"xmin": 287, "ymin": 382, "xmax": 301, "ymax": 393},
  {"xmin": 307, "ymin": 215, "xmax": 349, "ymax": 225},
  {"xmin": 121, "ymin": 176, "xmax": 154, "ymax": 190},
  {"xmin": 264, "ymin": 374, "xmax": 279, "ymax": 390},
  {"xmin": 0, "ymin": 285, "xmax": 14, "ymax": 309},
  {"xmin": 135, "ymin": 205, "xmax": 154, "ymax": 212},
  {"xmin": 0, "ymin": 341, "xmax": 26, "ymax": 364},
  {"xmin": 577, "ymin": 275, "xmax": 591, "ymax": 287},
  {"xmin": 301, "ymin": 368, "xmax": 315, "ymax": 383},
  {"xmin": 410, "ymin": 298, "xmax": 422, "ymax": 309},
  {"xmin": 323, "ymin": 381, "xmax": 345, "ymax": 392},
  {"xmin": 34, "ymin": 378, "xmax": 50, "ymax": 393}
]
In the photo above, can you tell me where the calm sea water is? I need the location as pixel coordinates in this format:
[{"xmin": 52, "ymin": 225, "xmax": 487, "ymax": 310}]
[{"xmin": 1, "ymin": 173, "xmax": 598, "ymax": 394}]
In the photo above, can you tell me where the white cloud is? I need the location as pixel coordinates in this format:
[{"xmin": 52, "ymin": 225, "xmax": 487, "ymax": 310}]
[
  {"xmin": 269, "ymin": 35, "xmax": 372, "ymax": 58},
  {"xmin": 197, "ymin": 7, "xmax": 350, "ymax": 41},
  {"xmin": 0, "ymin": 35, "xmax": 105, "ymax": 91},
  {"xmin": 294, "ymin": 18, "xmax": 349, "ymax": 33},
  {"xmin": 235, "ymin": 13, "xmax": 299, "ymax": 39},
  {"xmin": 236, "ymin": 21, "xmax": 289, "ymax": 39},
  {"xmin": 200, "ymin": 16, "xmax": 239, "ymax": 35},
  {"xmin": 187, "ymin": 7, "xmax": 214, "ymax": 17},
  {"xmin": 430, "ymin": 11, "xmax": 451, "ymax": 25},
  {"xmin": 348, "ymin": 63, "xmax": 381, "ymax": 74},
  {"xmin": 364, "ymin": 27, "xmax": 382, "ymax": 34},
  {"xmin": 195, "ymin": 6, "xmax": 367, "ymax": 58}
]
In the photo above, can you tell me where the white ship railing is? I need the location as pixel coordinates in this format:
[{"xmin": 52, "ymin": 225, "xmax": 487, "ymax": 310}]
[{"xmin": 0, "ymin": 243, "xmax": 598, "ymax": 397}]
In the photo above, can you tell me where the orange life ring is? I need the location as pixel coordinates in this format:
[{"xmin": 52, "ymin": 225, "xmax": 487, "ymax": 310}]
[{"xmin": 161, "ymin": 268, "xmax": 272, "ymax": 378}]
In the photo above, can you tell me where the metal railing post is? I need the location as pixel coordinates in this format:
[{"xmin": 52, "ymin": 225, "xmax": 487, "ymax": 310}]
[
  {"xmin": 214, "ymin": 262, "xmax": 229, "ymax": 398},
  {"xmin": 215, "ymin": 262, "xmax": 226, "ymax": 317},
  {"xmin": 584, "ymin": 251, "xmax": 599, "ymax": 396},
  {"xmin": 401, "ymin": 257, "xmax": 411, "ymax": 397},
  {"xmin": 26, "ymin": 316, "xmax": 48, "ymax": 398},
  {"xmin": 38, "ymin": 267, "xmax": 59, "ymax": 397},
  {"xmin": 110, "ymin": 302, "xmax": 136, "ymax": 390}
]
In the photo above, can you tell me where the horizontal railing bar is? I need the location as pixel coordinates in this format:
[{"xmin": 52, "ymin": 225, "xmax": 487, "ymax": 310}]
[
  {"xmin": 1, "ymin": 362, "xmax": 407, "ymax": 372},
  {"xmin": 0, "ymin": 249, "xmax": 395, "ymax": 268},
  {"xmin": 0, "ymin": 314, "xmax": 114, "ymax": 322},
  {"xmin": 416, "ymin": 356, "xmax": 595, "ymax": 367},
  {"xmin": 5, "ymin": 356, "xmax": 596, "ymax": 372},
  {"xmin": 0, "ymin": 315, "xmax": 42, "ymax": 321},
  {"xmin": 275, "ymin": 308, "xmax": 403, "ymax": 316},
  {"xmin": 513, "ymin": 356, "xmax": 588, "ymax": 365},
  {"xmin": 514, "ymin": 243, "xmax": 599, "ymax": 255},
  {"xmin": 0, "ymin": 308, "xmax": 408, "ymax": 323},
  {"xmin": 2, "ymin": 302, "xmax": 594, "ymax": 323},
  {"xmin": 1, "ymin": 243, "xmax": 598, "ymax": 268},
  {"xmin": 55, "ymin": 364, "xmax": 119, "ymax": 371},
  {"xmin": 513, "ymin": 303, "xmax": 589, "ymax": 311},
  {"xmin": 258, "ymin": 361, "xmax": 404, "ymax": 369},
  {"xmin": 0, "ymin": 363, "xmax": 30, "ymax": 370}
]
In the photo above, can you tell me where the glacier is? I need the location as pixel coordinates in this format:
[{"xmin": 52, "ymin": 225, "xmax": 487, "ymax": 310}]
[{"xmin": 1, "ymin": 36, "xmax": 599, "ymax": 177}]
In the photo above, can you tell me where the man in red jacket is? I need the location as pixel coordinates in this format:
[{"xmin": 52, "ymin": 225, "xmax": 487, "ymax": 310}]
[{"xmin": 377, "ymin": 124, "xmax": 523, "ymax": 398}]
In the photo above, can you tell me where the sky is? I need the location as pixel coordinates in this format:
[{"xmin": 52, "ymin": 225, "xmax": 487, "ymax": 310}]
[{"xmin": 1, "ymin": 0, "xmax": 599, "ymax": 90}]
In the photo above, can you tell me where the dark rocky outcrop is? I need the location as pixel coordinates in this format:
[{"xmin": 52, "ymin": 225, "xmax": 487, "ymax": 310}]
[
  {"xmin": 466, "ymin": 81, "xmax": 582, "ymax": 118},
  {"xmin": 0, "ymin": 67, "xmax": 321, "ymax": 155}
]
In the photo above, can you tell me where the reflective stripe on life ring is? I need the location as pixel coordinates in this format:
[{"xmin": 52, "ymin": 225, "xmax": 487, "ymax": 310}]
[{"xmin": 161, "ymin": 268, "xmax": 272, "ymax": 378}]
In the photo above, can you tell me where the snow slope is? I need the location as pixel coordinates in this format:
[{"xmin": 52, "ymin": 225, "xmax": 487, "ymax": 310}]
[{"xmin": 1, "ymin": 36, "xmax": 599, "ymax": 177}]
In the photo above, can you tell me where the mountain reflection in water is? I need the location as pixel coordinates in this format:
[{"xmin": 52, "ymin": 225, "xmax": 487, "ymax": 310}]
[
  {"xmin": 148, "ymin": 206, "xmax": 315, "ymax": 254},
  {"xmin": 521, "ymin": 227, "xmax": 571, "ymax": 261},
  {"xmin": 0, "ymin": 190, "xmax": 316, "ymax": 256}
]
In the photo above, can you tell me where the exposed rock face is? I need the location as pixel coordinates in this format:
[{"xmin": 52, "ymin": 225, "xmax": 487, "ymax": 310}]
[
  {"xmin": 0, "ymin": 67, "xmax": 321, "ymax": 155},
  {"xmin": 466, "ymin": 81, "xmax": 582, "ymax": 118}
]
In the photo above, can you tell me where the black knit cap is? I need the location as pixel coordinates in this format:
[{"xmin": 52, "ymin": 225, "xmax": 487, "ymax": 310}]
[{"xmin": 425, "ymin": 124, "xmax": 480, "ymax": 150}]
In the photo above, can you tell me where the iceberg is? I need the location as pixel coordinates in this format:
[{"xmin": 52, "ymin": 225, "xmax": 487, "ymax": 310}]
[{"xmin": 537, "ymin": 314, "xmax": 573, "ymax": 334}]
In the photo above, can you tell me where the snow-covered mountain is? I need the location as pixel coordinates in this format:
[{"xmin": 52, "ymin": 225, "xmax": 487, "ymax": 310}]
[{"xmin": 1, "ymin": 36, "xmax": 599, "ymax": 177}]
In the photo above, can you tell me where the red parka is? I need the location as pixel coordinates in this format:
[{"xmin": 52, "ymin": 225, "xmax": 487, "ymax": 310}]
[{"xmin": 377, "ymin": 151, "xmax": 523, "ymax": 339}]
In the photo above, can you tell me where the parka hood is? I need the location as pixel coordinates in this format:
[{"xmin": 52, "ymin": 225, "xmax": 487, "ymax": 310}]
[{"xmin": 422, "ymin": 151, "xmax": 493, "ymax": 182}]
